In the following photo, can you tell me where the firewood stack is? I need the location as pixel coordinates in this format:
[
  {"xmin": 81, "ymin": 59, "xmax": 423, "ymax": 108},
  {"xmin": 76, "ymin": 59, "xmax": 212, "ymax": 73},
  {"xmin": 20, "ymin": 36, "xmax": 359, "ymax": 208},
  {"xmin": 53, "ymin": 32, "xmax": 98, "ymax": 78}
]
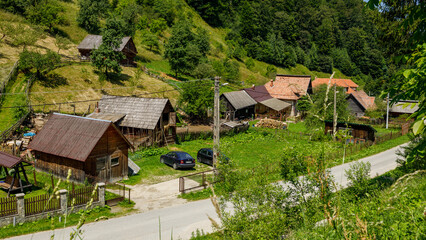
[{"xmin": 255, "ymin": 119, "xmax": 287, "ymax": 129}]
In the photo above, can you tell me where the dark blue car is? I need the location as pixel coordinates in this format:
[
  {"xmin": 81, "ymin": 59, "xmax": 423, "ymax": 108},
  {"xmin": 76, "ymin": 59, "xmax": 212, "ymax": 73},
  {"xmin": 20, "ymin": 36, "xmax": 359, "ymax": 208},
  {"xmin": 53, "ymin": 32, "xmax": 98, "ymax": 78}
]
[{"xmin": 160, "ymin": 151, "xmax": 195, "ymax": 170}]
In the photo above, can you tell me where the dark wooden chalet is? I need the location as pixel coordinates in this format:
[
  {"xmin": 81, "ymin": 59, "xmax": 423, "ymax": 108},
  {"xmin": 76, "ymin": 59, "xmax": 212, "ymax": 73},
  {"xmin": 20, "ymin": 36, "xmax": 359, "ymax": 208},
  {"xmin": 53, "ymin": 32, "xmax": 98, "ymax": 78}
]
[
  {"xmin": 324, "ymin": 120, "xmax": 376, "ymax": 142},
  {"xmin": 88, "ymin": 96, "xmax": 177, "ymax": 148},
  {"xmin": 77, "ymin": 35, "xmax": 138, "ymax": 66},
  {"xmin": 220, "ymin": 91, "xmax": 257, "ymax": 121},
  {"xmin": 347, "ymin": 90, "xmax": 376, "ymax": 117},
  {"xmin": 28, "ymin": 113, "xmax": 133, "ymax": 183}
]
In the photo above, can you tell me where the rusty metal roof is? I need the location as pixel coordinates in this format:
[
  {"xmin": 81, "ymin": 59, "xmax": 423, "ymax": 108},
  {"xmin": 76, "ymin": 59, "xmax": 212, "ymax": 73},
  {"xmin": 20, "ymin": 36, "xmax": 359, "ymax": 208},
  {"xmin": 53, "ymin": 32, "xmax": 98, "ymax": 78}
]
[
  {"xmin": 0, "ymin": 151, "xmax": 23, "ymax": 168},
  {"xmin": 28, "ymin": 113, "xmax": 113, "ymax": 162}
]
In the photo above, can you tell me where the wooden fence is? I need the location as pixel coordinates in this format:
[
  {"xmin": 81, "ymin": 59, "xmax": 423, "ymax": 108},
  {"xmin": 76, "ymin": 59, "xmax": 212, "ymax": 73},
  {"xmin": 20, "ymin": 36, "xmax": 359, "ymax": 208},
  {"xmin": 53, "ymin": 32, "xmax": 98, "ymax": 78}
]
[
  {"xmin": 0, "ymin": 197, "xmax": 17, "ymax": 217},
  {"xmin": 69, "ymin": 186, "xmax": 98, "ymax": 206},
  {"xmin": 179, "ymin": 169, "xmax": 218, "ymax": 193},
  {"xmin": 24, "ymin": 194, "xmax": 60, "ymax": 216},
  {"xmin": 0, "ymin": 61, "xmax": 19, "ymax": 98}
]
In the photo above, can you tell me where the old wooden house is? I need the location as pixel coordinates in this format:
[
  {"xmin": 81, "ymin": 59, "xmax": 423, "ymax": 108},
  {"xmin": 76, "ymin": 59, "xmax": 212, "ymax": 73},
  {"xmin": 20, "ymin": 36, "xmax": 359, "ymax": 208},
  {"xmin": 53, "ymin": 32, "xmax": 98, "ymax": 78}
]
[
  {"xmin": 263, "ymin": 75, "xmax": 312, "ymax": 116},
  {"xmin": 77, "ymin": 35, "xmax": 137, "ymax": 66},
  {"xmin": 28, "ymin": 113, "xmax": 132, "ymax": 183},
  {"xmin": 220, "ymin": 91, "xmax": 257, "ymax": 121},
  {"xmin": 324, "ymin": 120, "xmax": 376, "ymax": 142},
  {"xmin": 88, "ymin": 95, "xmax": 177, "ymax": 148},
  {"xmin": 244, "ymin": 85, "xmax": 291, "ymax": 120},
  {"xmin": 347, "ymin": 90, "xmax": 376, "ymax": 117}
]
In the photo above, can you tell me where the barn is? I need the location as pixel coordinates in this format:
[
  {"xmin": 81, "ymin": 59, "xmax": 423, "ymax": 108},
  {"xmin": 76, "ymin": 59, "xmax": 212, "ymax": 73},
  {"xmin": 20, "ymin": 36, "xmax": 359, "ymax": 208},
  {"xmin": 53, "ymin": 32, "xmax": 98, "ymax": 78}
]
[
  {"xmin": 220, "ymin": 91, "xmax": 257, "ymax": 121},
  {"xmin": 88, "ymin": 95, "xmax": 177, "ymax": 148},
  {"xmin": 324, "ymin": 120, "xmax": 376, "ymax": 142},
  {"xmin": 77, "ymin": 35, "xmax": 138, "ymax": 66},
  {"xmin": 28, "ymin": 113, "xmax": 133, "ymax": 183},
  {"xmin": 244, "ymin": 85, "xmax": 291, "ymax": 120}
]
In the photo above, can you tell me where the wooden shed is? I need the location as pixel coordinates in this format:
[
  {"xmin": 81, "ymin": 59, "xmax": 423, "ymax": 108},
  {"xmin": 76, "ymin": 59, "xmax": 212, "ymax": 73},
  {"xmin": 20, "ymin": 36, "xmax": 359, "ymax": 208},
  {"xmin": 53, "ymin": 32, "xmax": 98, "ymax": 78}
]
[
  {"xmin": 324, "ymin": 120, "xmax": 376, "ymax": 142},
  {"xmin": 244, "ymin": 86, "xmax": 291, "ymax": 120},
  {"xmin": 88, "ymin": 95, "xmax": 177, "ymax": 148},
  {"xmin": 28, "ymin": 113, "xmax": 133, "ymax": 183},
  {"xmin": 77, "ymin": 35, "xmax": 138, "ymax": 66},
  {"xmin": 220, "ymin": 91, "xmax": 257, "ymax": 121}
]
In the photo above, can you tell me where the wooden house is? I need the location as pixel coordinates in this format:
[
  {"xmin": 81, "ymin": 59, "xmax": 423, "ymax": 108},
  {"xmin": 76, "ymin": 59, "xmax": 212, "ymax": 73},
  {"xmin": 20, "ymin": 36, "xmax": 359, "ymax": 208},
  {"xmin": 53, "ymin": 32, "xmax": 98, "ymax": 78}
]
[
  {"xmin": 220, "ymin": 91, "xmax": 257, "ymax": 121},
  {"xmin": 77, "ymin": 35, "xmax": 137, "ymax": 66},
  {"xmin": 244, "ymin": 86, "xmax": 291, "ymax": 120},
  {"xmin": 324, "ymin": 120, "xmax": 376, "ymax": 142},
  {"xmin": 389, "ymin": 100, "xmax": 419, "ymax": 117},
  {"xmin": 88, "ymin": 95, "xmax": 177, "ymax": 148},
  {"xmin": 263, "ymin": 75, "xmax": 312, "ymax": 116},
  {"xmin": 347, "ymin": 90, "xmax": 376, "ymax": 117},
  {"xmin": 28, "ymin": 113, "xmax": 133, "ymax": 183}
]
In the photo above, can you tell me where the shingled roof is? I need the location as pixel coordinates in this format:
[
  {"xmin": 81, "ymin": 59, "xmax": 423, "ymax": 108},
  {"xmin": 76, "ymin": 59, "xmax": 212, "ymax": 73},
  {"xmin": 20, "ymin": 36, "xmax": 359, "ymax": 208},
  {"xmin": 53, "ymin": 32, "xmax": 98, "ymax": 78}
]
[
  {"xmin": 90, "ymin": 95, "xmax": 172, "ymax": 130},
  {"xmin": 28, "ymin": 113, "xmax": 131, "ymax": 162},
  {"xmin": 77, "ymin": 35, "xmax": 133, "ymax": 52},
  {"xmin": 312, "ymin": 78, "xmax": 359, "ymax": 93},
  {"xmin": 221, "ymin": 91, "xmax": 257, "ymax": 110},
  {"xmin": 0, "ymin": 151, "xmax": 25, "ymax": 168},
  {"xmin": 243, "ymin": 86, "xmax": 272, "ymax": 102},
  {"xmin": 390, "ymin": 100, "xmax": 419, "ymax": 114},
  {"xmin": 349, "ymin": 90, "xmax": 376, "ymax": 110},
  {"xmin": 264, "ymin": 75, "xmax": 312, "ymax": 100}
]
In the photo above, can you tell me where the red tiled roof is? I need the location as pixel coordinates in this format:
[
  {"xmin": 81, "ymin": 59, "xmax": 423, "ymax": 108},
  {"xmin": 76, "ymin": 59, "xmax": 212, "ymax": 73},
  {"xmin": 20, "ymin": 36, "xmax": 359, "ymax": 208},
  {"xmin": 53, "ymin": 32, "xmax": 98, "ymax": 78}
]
[
  {"xmin": 350, "ymin": 90, "xmax": 376, "ymax": 110},
  {"xmin": 312, "ymin": 78, "xmax": 359, "ymax": 92},
  {"xmin": 264, "ymin": 75, "xmax": 311, "ymax": 101}
]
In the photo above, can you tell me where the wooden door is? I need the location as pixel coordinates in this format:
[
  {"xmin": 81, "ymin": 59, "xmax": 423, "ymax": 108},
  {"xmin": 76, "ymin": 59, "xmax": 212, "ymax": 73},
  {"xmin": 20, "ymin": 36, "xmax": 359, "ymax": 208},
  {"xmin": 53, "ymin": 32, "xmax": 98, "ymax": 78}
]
[{"xmin": 169, "ymin": 112, "xmax": 176, "ymax": 126}]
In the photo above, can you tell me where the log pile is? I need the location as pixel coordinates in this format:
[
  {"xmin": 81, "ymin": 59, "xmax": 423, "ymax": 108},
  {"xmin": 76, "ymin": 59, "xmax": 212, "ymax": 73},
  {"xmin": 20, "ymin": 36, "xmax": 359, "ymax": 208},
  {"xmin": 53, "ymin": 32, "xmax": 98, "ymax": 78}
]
[{"xmin": 255, "ymin": 119, "xmax": 287, "ymax": 129}]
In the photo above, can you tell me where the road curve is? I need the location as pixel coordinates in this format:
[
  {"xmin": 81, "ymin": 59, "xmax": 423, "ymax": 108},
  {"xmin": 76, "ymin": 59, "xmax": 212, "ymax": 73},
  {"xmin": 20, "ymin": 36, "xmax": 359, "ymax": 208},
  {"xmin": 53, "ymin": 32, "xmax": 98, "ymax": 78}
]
[{"xmin": 8, "ymin": 144, "xmax": 407, "ymax": 240}]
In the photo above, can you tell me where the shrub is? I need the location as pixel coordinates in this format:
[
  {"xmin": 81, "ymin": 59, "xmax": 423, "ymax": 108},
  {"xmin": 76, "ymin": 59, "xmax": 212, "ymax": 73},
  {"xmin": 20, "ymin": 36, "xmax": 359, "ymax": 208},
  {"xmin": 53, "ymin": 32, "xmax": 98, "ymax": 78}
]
[{"xmin": 344, "ymin": 161, "xmax": 371, "ymax": 198}]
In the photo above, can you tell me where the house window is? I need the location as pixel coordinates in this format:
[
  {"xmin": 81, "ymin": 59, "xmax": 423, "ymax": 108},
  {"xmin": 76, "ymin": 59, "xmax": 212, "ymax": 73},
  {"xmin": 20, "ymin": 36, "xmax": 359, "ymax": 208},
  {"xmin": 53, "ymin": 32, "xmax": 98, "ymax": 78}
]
[
  {"xmin": 111, "ymin": 157, "xmax": 119, "ymax": 167},
  {"xmin": 96, "ymin": 157, "xmax": 107, "ymax": 172}
]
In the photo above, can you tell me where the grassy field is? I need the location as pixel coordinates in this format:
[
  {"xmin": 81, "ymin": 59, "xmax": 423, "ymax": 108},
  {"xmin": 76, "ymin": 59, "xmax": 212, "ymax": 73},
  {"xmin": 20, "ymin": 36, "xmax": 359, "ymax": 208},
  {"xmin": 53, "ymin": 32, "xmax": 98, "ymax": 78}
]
[
  {"xmin": 29, "ymin": 64, "xmax": 180, "ymax": 113},
  {"xmin": 126, "ymin": 121, "xmax": 410, "ymax": 187},
  {"xmin": 0, "ymin": 73, "xmax": 28, "ymax": 132}
]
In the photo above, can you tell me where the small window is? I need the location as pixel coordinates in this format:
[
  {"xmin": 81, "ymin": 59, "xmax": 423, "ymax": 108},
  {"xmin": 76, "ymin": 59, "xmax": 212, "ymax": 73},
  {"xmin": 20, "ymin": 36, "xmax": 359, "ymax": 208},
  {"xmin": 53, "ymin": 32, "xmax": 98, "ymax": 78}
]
[
  {"xmin": 111, "ymin": 157, "xmax": 119, "ymax": 167},
  {"xmin": 96, "ymin": 157, "xmax": 106, "ymax": 172}
]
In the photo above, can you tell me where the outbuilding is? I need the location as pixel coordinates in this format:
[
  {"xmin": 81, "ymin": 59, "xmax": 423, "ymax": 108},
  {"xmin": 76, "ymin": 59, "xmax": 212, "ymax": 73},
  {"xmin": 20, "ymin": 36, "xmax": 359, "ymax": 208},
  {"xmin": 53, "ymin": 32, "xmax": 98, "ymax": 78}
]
[
  {"xmin": 244, "ymin": 86, "xmax": 291, "ymax": 120},
  {"xmin": 88, "ymin": 95, "xmax": 177, "ymax": 148},
  {"xmin": 28, "ymin": 113, "xmax": 133, "ymax": 183},
  {"xmin": 77, "ymin": 35, "xmax": 137, "ymax": 66},
  {"xmin": 324, "ymin": 120, "xmax": 376, "ymax": 142},
  {"xmin": 220, "ymin": 91, "xmax": 257, "ymax": 121}
]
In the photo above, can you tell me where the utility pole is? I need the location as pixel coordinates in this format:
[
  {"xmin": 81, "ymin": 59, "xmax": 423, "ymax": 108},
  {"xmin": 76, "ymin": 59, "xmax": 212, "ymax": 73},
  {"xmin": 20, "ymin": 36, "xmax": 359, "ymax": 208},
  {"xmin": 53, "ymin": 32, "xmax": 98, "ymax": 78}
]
[
  {"xmin": 333, "ymin": 83, "xmax": 337, "ymax": 140},
  {"xmin": 213, "ymin": 76, "xmax": 220, "ymax": 168},
  {"xmin": 386, "ymin": 92, "xmax": 389, "ymax": 129}
]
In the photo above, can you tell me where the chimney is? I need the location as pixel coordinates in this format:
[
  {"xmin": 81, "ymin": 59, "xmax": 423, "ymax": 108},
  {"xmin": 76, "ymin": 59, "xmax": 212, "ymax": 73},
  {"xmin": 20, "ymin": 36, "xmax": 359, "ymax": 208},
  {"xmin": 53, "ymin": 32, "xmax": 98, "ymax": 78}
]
[
  {"xmin": 270, "ymin": 79, "xmax": 274, "ymax": 87},
  {"xmin": 252, "ymin": 84, "xmax": 255, "ymax": 90}
]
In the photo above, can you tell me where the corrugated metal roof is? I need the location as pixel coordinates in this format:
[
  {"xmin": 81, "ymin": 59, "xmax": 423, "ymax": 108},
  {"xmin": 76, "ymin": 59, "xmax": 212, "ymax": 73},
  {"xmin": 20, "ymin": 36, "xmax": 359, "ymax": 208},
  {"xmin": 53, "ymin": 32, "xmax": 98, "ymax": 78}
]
[
  {"xmin": 28, "ymin": 113, "xmax": 112, "ymax": 162},
  {"xmin": 243, "ymin": 86, "xmax": 272, "ymax": 102},
  {"xmin": 222, "ymin": 91, "xmax": 257, "ymax": 110},
  {"xmin": 77, "ymin": 35, "xmax": 132, "ymax": 51},
  {"xmin": 87, "ymin": 112, "xmax": 126, "ymax": 123},
  {"xmin": 97, "ymin": 95, "xmax": 171, "ymax": 130},
  {"xmin": 0, "ymin": 151, "xmax": 23, "ymax": 168},
  {"xmin": 260, "ymin": 98, "xmax": 291, "ymax": 112},
  {"xmin": 390, "ymin": 101, "xmax": 419, "ymax": 114}
]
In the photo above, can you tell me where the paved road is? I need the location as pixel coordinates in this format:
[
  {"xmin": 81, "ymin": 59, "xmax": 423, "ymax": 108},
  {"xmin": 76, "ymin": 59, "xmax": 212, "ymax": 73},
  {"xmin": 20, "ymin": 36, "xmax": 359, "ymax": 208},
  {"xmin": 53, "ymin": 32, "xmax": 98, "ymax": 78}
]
[{"xmin": 9, "ymin": 144, "xmax": 406, "ymax": 240}]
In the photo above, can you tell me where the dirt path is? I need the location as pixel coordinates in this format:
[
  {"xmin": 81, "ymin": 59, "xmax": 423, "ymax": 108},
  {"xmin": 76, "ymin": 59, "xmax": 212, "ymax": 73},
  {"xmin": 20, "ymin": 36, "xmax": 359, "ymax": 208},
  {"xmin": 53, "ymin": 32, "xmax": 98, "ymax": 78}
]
[{"xmin": 111, "ymin": 178, "xmax": 200, "ymax": 212}]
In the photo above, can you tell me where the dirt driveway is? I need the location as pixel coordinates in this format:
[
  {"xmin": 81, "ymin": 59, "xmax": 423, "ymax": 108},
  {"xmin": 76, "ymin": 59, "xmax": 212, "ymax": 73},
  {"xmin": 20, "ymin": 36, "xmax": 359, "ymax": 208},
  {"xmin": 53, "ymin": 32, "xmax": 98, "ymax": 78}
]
[{"xmin": 113, "ymin": 178, "xmax": 200, "ymax": 212}]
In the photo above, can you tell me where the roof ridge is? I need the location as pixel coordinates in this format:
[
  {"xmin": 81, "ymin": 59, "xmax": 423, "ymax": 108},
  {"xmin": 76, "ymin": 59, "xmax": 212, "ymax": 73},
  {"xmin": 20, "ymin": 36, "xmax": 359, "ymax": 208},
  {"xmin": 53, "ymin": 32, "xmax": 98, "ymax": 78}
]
[{"xmin": 53, "ymin": 113, "xmax": 112, "ymax": 123}]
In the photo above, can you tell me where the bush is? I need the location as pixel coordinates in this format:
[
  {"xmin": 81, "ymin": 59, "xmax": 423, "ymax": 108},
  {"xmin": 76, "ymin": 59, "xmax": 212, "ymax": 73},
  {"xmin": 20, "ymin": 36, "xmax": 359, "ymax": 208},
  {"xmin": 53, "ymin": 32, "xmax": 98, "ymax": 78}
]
[
  {"xmin": 344, "ymin": 161, "xmax": 371, "ymax": 198},
  {"xmin": 281, "ymin": 147, "xmax": 308, "ymax": 180}
]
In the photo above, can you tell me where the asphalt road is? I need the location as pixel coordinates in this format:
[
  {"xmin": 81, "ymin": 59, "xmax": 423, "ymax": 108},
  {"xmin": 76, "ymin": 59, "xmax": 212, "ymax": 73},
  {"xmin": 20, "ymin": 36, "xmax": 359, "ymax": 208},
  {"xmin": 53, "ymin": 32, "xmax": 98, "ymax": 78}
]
[{"xmin": 8, "ymin": 144, "xmax": 406, "ymax": 240}]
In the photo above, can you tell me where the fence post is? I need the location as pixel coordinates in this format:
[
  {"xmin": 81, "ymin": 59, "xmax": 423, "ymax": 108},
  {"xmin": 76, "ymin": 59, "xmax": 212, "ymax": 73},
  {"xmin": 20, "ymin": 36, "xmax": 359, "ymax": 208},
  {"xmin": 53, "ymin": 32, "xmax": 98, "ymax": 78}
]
[
  {"xmin": 98, "ymin": 183, "xmax": 105, "ymax": 207},
  {"xmin": 59, "ymin": 189, "xmax": 68, "ymax": 214},
  {"xmin": 16, "ymin": 193, "xmax": 25, "ymax": 221},
  {"xmin": 179, "ymin": 177, "xmax": 184, "ymax": 193}
]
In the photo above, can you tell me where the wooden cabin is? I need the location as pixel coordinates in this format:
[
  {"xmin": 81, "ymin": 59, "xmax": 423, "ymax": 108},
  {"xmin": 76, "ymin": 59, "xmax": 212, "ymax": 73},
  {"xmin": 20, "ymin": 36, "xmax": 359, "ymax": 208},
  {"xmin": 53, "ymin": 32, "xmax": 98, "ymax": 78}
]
[
  {"xmin": 88, "ymin": 96, "xmax": 177, "ymax": 148},
  {"xmin": 220, "ymin": 91, "xmax": 257, "ymax": 121},
  {"xmin": 28, "ymin": 113, "xmax": 133, "ymax": 183},
  {"xmin": 244, "ymin": 86, "xmax": 291, "ymax": 120},
  {"xmin": 324, "ymin": 120, "xmax": 376, "ymax": 142},
  {"xmin": 347, "ymin": 90, "xmax": 376, "ymax": 117},
  {"xmin": 77, "ymin": 35, "xmax": 137, "ymax": 66}
]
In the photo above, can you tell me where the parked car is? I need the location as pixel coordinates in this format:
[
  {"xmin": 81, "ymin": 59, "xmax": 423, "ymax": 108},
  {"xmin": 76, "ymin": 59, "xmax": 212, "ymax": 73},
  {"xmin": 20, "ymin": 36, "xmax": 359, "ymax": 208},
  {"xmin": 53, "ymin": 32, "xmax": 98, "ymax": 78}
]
[
  {"xmin": 160, "ymin": 151, "xmax": 195, "ymax": 170},
  {"xmin": 197, "ymin": 148, "xmax": 229, "ymax": 166}
]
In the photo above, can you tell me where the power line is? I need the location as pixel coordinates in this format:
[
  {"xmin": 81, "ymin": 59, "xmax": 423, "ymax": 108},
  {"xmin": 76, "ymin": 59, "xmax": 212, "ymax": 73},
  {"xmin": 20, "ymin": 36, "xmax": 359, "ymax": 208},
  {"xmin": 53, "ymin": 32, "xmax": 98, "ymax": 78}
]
[{"xmin": 0, "ymin": 80, "xmax": 215, "ymax": 109}]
